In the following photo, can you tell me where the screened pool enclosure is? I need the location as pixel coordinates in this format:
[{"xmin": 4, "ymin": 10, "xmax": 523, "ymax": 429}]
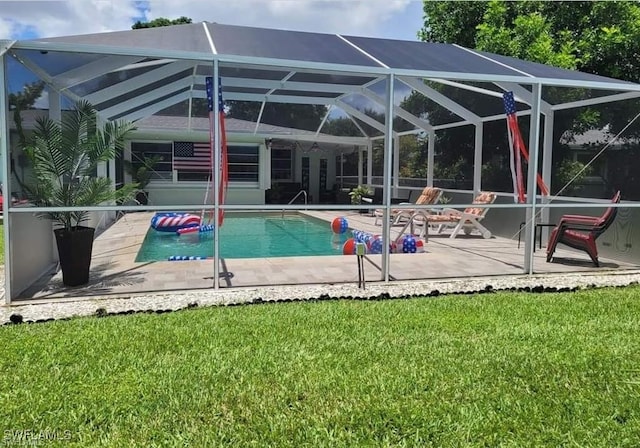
[{"xmin": 2, "ymin": 22, "xmax": 640, "ymax": 302}]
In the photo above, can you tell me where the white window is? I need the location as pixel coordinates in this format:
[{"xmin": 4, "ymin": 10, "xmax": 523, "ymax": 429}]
[
  {"xmin": 130, "ymin": 141, "xmax": 260, "ymax": 183},
  {"xmin": 130, "ymin": 142, "xmax": 173, "ymax": 181}
]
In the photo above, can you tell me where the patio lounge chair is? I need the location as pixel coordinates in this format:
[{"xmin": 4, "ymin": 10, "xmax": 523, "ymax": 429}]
[
  {"xmin": 373, "ymin": 186, "xmax": 442, "ymax": 226},
  {"xmin": 546, "ymin": 190, "xmax": 620, "ymax": 267},
  {"xmin": 422, "ymin": 191, "xmax": 497, "ymax": 239}
]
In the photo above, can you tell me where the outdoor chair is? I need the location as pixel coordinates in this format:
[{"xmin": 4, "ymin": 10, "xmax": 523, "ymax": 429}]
[
  {"xmin": 546, "ymin": 190, "xmax": 621, "ymax": 267},
  {"xmin": 0, "ymin": 185, "xmax": 29, "ymax": 212},
  {"xmin": 373, "ymin": 186, "xmax": 442, "ymax": 226},
  {"xmin": 421, "ymin": 191, "xmax": 497, "ymax": 239}
]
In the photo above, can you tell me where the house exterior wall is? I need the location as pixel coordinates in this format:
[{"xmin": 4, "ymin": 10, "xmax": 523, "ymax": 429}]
[
  {"xmin": 128, "ymin": 133, "xmax": 273, "ymax": 205},
  {"xmin": 293, "ymin": 150, "xmax": 337, "ymax": 203},
  {"xmin": 146, "ymin": 184, "xmax": 264, "ymax": 206}
]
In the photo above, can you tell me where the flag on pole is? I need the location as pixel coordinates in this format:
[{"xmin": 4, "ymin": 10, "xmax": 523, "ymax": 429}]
[
  {"xmin": 206, "ymin": 76, "xmax": 228, "ymax": 226},
  {"xmin": 502, "ymin": 91, "xmax": 549, "ymax": 203}
]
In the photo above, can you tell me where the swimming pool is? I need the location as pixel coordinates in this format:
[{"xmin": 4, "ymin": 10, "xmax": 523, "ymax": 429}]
[{"xmin": 135, "ymin": 213, "xmax": 351, "ymax": 261}]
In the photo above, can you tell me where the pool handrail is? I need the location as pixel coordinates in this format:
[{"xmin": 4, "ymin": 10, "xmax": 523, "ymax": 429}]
[{"xmin": 283, "ymin": 190, "xmax": 308, "ymax": 217}]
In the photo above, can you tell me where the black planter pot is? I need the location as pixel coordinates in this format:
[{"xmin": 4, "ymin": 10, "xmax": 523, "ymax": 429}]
[
  {"xmin": 135, "ymin": 191, "xmax": 149, "ymax": 205},
  {"xmin": 54, "ymin": 226, "xmax": 95, "ymax": 286}
]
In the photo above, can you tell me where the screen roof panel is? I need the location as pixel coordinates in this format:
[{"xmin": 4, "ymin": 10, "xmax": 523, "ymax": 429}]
[
  {"xmin": 207, "ymin": 23, "xmax": 381, "ymax": 67},
  {"xmin": 342, "ymin": 36, "xmax": 524, "ymax": 77},
  {"xmin": 474, "ymin": 50, "xmax": 638, "ymax": 86},
  {"xmin": 13, "ymin": 49, "xmax": 106, "ymax": 77},
  {"xmin": 21, "ymin": 21, "xmax": 640, "ymax": 91},
  {"xmin": 31, "ymin": 22, "xmax": 211, "ymax": 54}
]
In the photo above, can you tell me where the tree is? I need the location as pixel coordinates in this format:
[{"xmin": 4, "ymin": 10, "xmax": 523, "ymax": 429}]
[
  {"xmin": 415, "ymin": 1, "xmax": 640, "ymax": 196},
  {"xmin": 225, "ymin": 101, "xmax": 326, "ymax": 131},
  {"xmin": 420, "ymin": 1, "xmax": 640, "ymax": 79},
  {"xmin": 8, "ymin": 81, "xmax": 46, "ymax": 186},
  {"xmin": 322, "ymin": 116, "xmax": 363, "ymax": 137},
  {"xmin": 132, "ymin": 16, "xmax": 192, "ymax": 29}
]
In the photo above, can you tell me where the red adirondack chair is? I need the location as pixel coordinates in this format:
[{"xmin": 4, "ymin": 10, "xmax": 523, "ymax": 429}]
[{"xmin": 546, "ymin": 191, "xmax": 621, "ymax": 267}]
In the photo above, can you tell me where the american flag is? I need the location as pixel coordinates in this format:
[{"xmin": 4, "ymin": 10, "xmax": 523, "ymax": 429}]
[
  {"xmin": 503, "ymin": 91, "xmax": 526, "ymax": 203},
  {"xmin": 503, "ymin": 91, "xmax": 548, "ymax": 203},
  {"xmin": 206, "ymin": 76, "xmax": 228, "ymax": 226},
  {"xmin": 173, "ymin": 141, "xmax": 212, "ymax": 171}
]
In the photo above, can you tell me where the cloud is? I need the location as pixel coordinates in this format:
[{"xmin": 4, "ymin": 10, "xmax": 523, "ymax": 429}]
[
  {"xmin": 145, "ymin": 0, "xmax": 413, "ymax": 37},
  {"xmin": 0, "ymin": 0, "xmax": 415, "ymax": 39},
  {"xmin": 0, "ymin": 18, "xmax": 12, "ymax": 39},
  {"xmin": 0, "ymin": 0, "xmax": 142, "ymax": 39}
]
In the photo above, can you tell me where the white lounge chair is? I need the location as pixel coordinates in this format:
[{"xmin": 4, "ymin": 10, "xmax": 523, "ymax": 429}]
[
  {"xmin": 374, "ymin": 186, "xmax": 442, "ymax": 226},
  {"xmin": 421, "ymin": 191, "xmax": 496, "ymax": 239}
]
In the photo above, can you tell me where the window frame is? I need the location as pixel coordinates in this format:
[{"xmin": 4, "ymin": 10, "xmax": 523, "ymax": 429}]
[
  {"xmin": 271, "ymin": 146, "xmax": 294, "ymax": 182},
  {"xmin": 129, "ymin": 140, "xmax": 261, "ymax": 185}
]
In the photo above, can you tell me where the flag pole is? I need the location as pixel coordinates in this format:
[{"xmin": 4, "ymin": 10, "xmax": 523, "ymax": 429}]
[
  {"xmin": 201, "ymin": 174, "xmax": 211, "ymax": 225},
  {"xmin": 505, "ymin": 113, "xmax": 519, "ymax": 204},
  {"xmin": 209, "ymin": 66, "xmax": 221, "ymax": 289}
]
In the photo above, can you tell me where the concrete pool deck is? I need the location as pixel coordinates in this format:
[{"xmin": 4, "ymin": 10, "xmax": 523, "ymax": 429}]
[{"xmin": 14, "ymin": 210, "xmax": 640, "ymax": 302}]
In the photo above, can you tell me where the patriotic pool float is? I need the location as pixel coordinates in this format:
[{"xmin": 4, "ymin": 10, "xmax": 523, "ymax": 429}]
[{"xmin": 150, "ymin": 212, "xmax": 201, "ymax": 233}]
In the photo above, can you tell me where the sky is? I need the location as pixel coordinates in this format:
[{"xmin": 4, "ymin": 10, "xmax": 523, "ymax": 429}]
[{"xmin": 0, "ymin": 0, "xmax": 425, "ymax": 41}]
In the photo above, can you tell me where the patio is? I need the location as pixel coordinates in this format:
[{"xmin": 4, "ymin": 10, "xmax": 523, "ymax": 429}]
[{"xmin": 15, "ymin": 210, "xmax": 638, "ymax": 302}]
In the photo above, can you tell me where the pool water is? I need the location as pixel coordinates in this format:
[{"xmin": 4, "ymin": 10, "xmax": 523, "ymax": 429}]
[{"xmin": 135, "ymin": 213, "xmax": 351, "ymax": 261}]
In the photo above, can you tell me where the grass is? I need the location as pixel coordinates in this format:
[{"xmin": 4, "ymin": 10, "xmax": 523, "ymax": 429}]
[{"xmin": 1, "ymin": 288, "xmax": 640, "ymax": 447}]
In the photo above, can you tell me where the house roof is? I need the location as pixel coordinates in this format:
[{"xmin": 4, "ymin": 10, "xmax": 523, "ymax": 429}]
[{"xmin": 9, "ymin": 109, "xmax": 363, "ymax": 149}]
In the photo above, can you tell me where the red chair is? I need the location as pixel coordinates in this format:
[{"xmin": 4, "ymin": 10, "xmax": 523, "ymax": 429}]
[{"xmin": 546, "ymin": 191, "xmax": 621, "ymax": 267}]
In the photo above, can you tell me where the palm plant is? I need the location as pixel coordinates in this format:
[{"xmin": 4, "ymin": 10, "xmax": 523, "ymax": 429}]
[
  {"xmin": 349, "ymin": 185, "xmax": 372, "ymax": 205},
  {"xmin": 18, "ymin": 100, "xmax": 137, "ymax": 285},
  {"xmin": 21, "ymin": 100, "xmax": 138, "ymax": 229},
  {"xmin": 123, "ymin": 154, "xmax": 162, "ymax": 205}
]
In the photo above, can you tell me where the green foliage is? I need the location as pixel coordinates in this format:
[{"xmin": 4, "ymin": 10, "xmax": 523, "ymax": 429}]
[
  {"xmin": 8, "ymin": 81, "xmax": 45, "ymax": 111},
  {"xmin": 553, "ymin": 158, "xmax": 593, "ymax": 195},
  {"xmin": 399, "ymin": 134, "xmax": 429, "ymax": 178},
  {"xmin": 421, "ymin": 0, "xmax": 640, "ymax": 79},
  {"xmin": 419, "ymin": 1, "xmax": 486, "ymax": 45},
  {"xmin": 1, "ymin": 288, "xmax": 640, "ymax": 445},
  {"xmin": 16, "ymin": 101, "xmax": 138, "ymax": 230},
  {"xmin": 131, "ymin": 16, "xmax": 192, "ymax": 29},
  {"xmin": 322, "ymin": 116, "xmax": 363, "ymax": 136},
  {"xmin": 415, "ymin": 0, "xmax": 640, "ymax": 194},
  {"xmin": 348, "ymin": 185, "xmax": 372, "ymax": 205},
  {"xmin": 123, "ymin": 155, "xmax": 162, "ymax": 191},
  {"xmin": 434, "ymin": 156, "xmax": 468, "ymax": 181},
  {"xmin": 9, "ymin": 81, "xmax": 46, "ymax": 154},
  {"xmin": 227, "ymin": 101, "xmax": 327, "ymax": 132},
  {"xmin": 473, "ymin": 1, "xmax": 579, "ymax": 68},
  {"xmin": 482, "ymin": 157, "xmax": 513, "ymax": 192}
]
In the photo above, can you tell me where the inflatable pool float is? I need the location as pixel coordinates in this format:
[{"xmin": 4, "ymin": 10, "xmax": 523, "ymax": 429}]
[{"xmin": 150, "ymin": 212, "xmax": 201, "ymax": 233}]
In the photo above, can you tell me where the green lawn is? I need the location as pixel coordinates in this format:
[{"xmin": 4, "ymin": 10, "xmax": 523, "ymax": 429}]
[{"xmin": 1, "ymin": 288, "xmax": 639, "ymax": 447}]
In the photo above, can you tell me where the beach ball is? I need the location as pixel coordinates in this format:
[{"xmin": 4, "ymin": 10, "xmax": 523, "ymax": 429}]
[
  {"xmin": 342, "ymin": 238, "xmax": 356, "ymax": 255},
  {"xmin": 415, "ymin": 239, "xmax": 425, "ymax": 253},
  {"xmin": 331, "ymin": 217, "xmax": 349, "ymax": 234},
  {"xmin": 368, "ymin": 236, "xmax": 383, "ymax": 254},
  {"xmin": 402, "ymin": 234, "xmax": 417, "ymax": 253}
]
